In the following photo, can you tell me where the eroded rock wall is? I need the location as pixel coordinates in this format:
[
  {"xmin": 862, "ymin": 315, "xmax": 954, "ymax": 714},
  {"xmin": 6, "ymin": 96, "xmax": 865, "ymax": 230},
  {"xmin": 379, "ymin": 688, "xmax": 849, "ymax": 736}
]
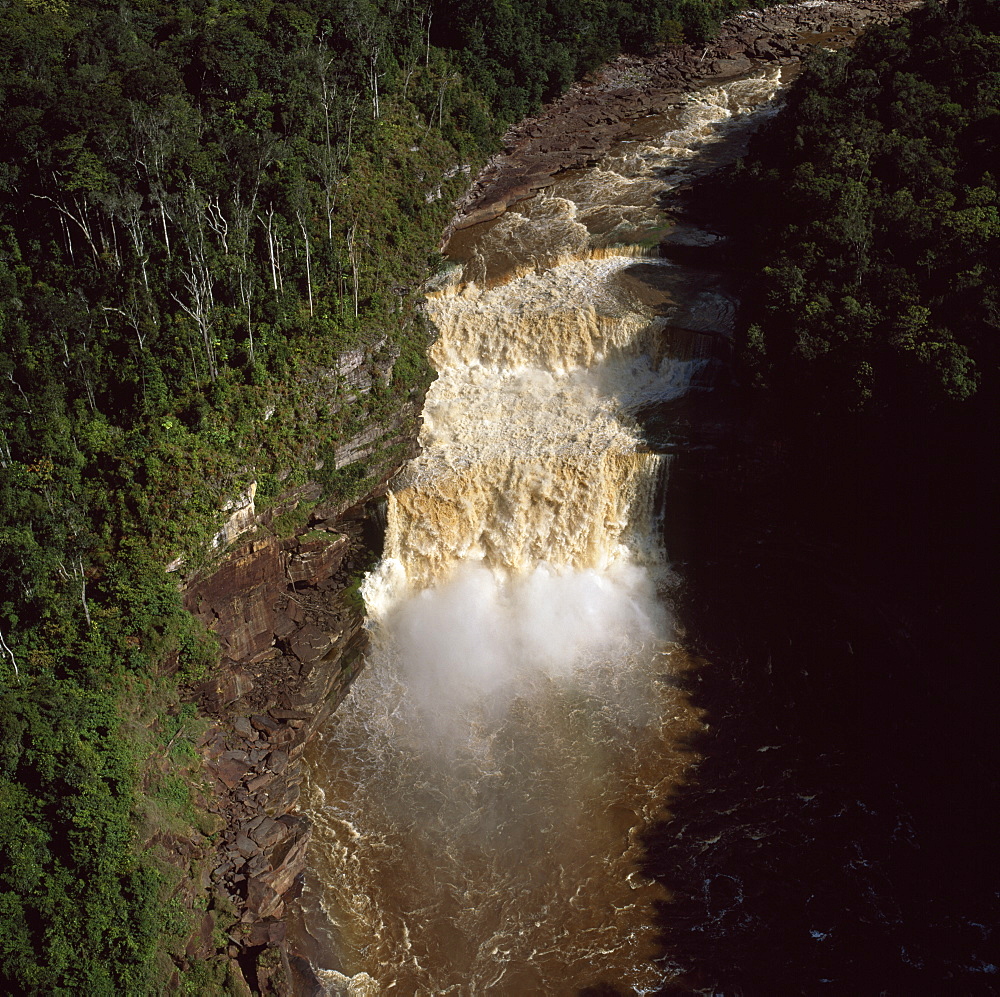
[
  {"xmin": 169, "ymin": 518, "xmax": 376, "ymax": 993},
  {"xmin": 159, "ymin": 382, "xmax": 420, "ymax": 993}
]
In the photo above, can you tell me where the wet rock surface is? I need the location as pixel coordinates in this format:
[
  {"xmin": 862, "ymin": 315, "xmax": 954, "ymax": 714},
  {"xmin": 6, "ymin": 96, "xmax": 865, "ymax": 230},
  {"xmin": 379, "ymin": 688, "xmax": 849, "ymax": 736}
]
[{"xmin": 443, "ymin": 0, "xmax": 918, "ymax": 243}]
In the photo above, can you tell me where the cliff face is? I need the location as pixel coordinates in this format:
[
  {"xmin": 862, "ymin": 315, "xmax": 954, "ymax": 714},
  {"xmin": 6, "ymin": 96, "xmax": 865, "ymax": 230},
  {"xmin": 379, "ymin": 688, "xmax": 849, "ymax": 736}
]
[{"xmin": 158, "ymin": 386, "xmax": 421, "ymax": 995}]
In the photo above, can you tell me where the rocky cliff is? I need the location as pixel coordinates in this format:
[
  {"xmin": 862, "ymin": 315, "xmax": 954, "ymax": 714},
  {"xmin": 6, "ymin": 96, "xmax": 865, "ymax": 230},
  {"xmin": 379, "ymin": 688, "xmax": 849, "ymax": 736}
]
[{"xmin": 152, "ymin": 378, "xmax": 421, "ymax": 993}]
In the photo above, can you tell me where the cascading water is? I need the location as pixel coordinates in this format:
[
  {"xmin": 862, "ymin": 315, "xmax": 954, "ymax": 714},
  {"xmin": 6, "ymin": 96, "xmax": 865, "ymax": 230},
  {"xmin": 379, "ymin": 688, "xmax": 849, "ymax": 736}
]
[{"xmin": 301, "ymin": 70, "xmax": 787, "ymax": 996}]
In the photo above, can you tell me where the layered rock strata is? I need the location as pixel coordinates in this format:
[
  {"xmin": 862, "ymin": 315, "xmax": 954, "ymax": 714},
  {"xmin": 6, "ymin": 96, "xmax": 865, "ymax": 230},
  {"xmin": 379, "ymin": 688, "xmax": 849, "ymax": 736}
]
[{"xmin": 167, "ymin": 518, "xmax": 381, "ymax": 994}]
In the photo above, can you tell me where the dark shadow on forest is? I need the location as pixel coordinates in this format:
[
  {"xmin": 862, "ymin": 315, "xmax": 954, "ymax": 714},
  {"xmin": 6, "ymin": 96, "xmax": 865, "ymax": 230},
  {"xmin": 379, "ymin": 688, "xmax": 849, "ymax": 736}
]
[{"xmin": 632, "ymin": 389, "xmax": 1000, "ymax": 995}]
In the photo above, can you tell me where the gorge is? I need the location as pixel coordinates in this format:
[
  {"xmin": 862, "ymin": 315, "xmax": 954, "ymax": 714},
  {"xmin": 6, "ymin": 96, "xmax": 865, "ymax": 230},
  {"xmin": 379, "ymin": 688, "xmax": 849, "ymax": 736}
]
[
  {"xmin": 293, "ymin": 5, "xmax": 1000, "ymax": 991},
  {"xmin": 2, "ymin": 1, "xmax": 997, "ymax": 994},
  {"xmin": 296, "ymin": 69, "xmax": 802, "ymax": 995}
]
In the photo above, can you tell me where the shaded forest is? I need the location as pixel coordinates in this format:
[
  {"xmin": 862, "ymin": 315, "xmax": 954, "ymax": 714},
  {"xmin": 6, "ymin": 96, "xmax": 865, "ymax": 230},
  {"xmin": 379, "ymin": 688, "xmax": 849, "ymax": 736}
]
[
  {"xmin": 647, "ymin": 2, "xmax": 1000, "ymax": 992},
  {"xmin": 692, "ymin": 0, "xmax": 1000, "ymax": 666}
]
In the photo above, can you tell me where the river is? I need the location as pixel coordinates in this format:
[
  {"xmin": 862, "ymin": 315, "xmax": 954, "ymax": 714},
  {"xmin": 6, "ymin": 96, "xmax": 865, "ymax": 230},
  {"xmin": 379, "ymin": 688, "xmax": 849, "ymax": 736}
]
[{"xmin": 297, "ymin": 69, "xmax": 792, "ymax": 997}]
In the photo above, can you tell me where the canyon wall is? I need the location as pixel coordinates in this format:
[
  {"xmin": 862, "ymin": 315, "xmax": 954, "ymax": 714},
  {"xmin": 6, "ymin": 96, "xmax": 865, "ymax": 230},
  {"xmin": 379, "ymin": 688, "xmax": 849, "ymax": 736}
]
[
  {"xmin": 156, "ymin": 378, "xmax": 422, "ymax": 994},
  {"xmin": 165, "ymin": 4, "xmax": 917, "ymax": 993}
]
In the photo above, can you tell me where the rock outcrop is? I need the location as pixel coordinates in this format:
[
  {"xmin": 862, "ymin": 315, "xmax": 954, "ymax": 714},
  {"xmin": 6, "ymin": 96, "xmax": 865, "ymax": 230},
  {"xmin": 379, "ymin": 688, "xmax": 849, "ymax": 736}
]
[
  {"xmin": 157, "ymin": 376, "xmax": 421, "ymax": 992},
  {"xmin": 443, "ymin": 0, "xmax": 918, "ymax": 243},
  {"xmin": 165, "ymin": 513, "xmax": 382, "ymax": 994}
]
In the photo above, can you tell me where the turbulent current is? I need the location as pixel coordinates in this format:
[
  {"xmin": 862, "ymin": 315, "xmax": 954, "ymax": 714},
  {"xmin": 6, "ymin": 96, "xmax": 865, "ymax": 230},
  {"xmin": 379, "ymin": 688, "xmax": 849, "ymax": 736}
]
[{"xmin": 301, "ymin": 71, "xmax": 787, "ymax": 995}]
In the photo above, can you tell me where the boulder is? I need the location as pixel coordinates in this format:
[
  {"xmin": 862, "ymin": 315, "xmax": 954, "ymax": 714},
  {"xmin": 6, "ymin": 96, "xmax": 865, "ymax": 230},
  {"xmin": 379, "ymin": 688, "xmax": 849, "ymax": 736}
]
[
  {"xmin": 714, "ymin": 55, "xmax": 753, "ymax": 76},
  {"xmin": 288, "ymin": 624, "xmax": 336, "ymax": 664},
  {"xmin": 248, "ymin": 918, "xmax": 287, "ymax": 948},
  {"xmin": 209, "ymin": 753, "xmax": 251, "ymax": 790},
  {"xmin": 246, "ymin": 878, "xmax": 282, "ymax": 918},
  {"xmin": 286, "ymin": 534, "xmax": 349, "ymax": 586}
]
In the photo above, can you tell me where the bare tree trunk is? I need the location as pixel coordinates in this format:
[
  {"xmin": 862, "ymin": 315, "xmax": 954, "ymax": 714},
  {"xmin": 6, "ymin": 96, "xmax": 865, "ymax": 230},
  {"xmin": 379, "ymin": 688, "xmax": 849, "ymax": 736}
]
[
  {"xmin": 59, "ymin": 214, "xmax": 75, "ymax": 262},
  {"xmin": 348, "ymin": 223, "xmax": 359, "ymax": 318},
  {"xmin": 297, "ymin": 210, "xmax": 314, "ymax": 316},
  {"xmin": 0, "ymin": 627, "xmax": 17, "ymax": 678},
  {"xmin": 172, "ymin": 254, "xmax": 218, "ymax": 380},
  {"xmin": 370, "ymin": 47, "xmax": 381, "ymax": 119},
  {"xmin": 205, "ymin": 196, "xmax": 229, "ymax": 254},
  {"xmin": 160, "ymin": 201, "xmax": 172, "ymax": 258},
  {"xmin": 237, "ymin": 268, "xmax": 255, "ymax": 362},
  {"xmin": 78, "ymin": 556, "xmax": 91, "ymax": 629},
  {"xmin": 31, "ymin": 193, "xmax": 100, "ymax": 263},
  {"xmin": 259, "ymin": 208, "xmax": 280, "ymax": 293}
]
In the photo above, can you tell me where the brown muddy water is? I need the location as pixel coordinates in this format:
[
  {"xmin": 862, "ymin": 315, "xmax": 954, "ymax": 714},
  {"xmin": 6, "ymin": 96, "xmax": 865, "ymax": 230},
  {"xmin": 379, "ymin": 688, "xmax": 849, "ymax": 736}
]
[
  {"xmin": 296, "ymin": 62, "xmax": 1000, "ymax": 997},
  {"xmin": 297, "ymin": 70, "xmax": 790, "ymax": 997}
]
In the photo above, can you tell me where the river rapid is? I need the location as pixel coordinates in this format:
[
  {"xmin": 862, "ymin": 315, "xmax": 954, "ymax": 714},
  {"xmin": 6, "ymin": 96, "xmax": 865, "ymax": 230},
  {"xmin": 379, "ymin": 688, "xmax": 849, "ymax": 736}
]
[{"xmin": 297, "ymin": 69, "xmax": 791, "ymax": 997}]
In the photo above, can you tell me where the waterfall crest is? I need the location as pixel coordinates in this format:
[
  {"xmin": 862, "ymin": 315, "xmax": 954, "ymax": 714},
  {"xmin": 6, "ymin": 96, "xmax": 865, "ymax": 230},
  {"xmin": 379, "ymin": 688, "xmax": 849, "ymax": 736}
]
[{"xmin": 305, "ymin": 69, "xmax": 787, "ymax": 997}]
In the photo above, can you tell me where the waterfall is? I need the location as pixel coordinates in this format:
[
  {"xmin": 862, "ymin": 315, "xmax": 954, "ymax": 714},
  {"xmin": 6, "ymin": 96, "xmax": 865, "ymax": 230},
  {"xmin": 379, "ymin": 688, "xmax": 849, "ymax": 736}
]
[{"xmin": 303, "ymin": 68, "xmax": 786, "ymax": 997}]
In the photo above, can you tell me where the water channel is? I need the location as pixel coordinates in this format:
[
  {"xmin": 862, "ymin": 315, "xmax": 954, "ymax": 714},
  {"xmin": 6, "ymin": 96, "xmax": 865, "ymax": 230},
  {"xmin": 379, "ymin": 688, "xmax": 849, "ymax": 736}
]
[{"xmin": 298, "ymin": 68, "xmax": 790, "ymax": 996}]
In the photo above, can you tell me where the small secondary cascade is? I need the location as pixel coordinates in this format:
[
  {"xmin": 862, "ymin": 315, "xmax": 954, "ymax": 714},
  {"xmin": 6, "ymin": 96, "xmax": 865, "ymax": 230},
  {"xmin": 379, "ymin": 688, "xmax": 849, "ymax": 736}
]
[{"xmin": 302, "ymin": 69, "xmax": 786, "ymax": 996}]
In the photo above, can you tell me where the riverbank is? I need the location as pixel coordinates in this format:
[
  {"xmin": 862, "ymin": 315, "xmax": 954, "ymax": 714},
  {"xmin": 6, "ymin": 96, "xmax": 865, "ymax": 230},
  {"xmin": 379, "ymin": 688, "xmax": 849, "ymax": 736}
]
[
  {"xmin": 203, "ymin": 4, "xmax": 921, "ymax": 994},
  {"xmin": 443, "ymin": 0, "xmax": 917, "ymax": 242}
]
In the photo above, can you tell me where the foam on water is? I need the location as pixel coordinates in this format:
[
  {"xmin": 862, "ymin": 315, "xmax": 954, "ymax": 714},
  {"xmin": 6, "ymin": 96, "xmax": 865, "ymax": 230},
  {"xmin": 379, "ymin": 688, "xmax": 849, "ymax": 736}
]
[{"xmin": 303, "ymin": 68, "xmax": 789, "ymax": 996}]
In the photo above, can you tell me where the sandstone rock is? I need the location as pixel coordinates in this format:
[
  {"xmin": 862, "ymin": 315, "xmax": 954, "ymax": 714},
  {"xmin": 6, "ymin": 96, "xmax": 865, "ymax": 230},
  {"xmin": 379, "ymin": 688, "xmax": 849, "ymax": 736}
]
[
  {"xmin": 248, "ymin": 816, "xmax": 281, "ymax": 847},
  {"xmin": 233, "ymin": 717, "xmax": 254, "ymax": 739},
  {"xmin": 247, "ymin": 853, "xmax": 271, "ymax": 878},
  {"xmin": 248, "ymin": 918, "xmax": 287, "ymax": 948},
  {"xmin": 184, "ymin": 536, "xmax": 284, "ymax": 663},
  {"xmin": 266, "ymin": 726, "xmax": 298, "ymax": 747},
  {"xmin": 213, "ymin": 483, "xmax": 258, "ymax": 550},
  {"xmin": 246, "ymin": 647, "xmax": 281, "ymax": 665},
  {"xmin": 272, "ymin": 614, "xmax": 297, "ymax": 639},
  {"xmin": 269, "ymin": 708, "xmax": 313, "ymax": 721},
  {"xmin": 244, "ymin": 814, "xmax": 267, "ymax": 834},
  {"xmin": 288, "ymin": 955, "xmax": 327, "ymax": 997},
  {"xmin": 288, "ymin": 624, "xmax": 336, "ymax": 664},
  {"xmin": 714, "ymin": 55, "xmax": 753, "ymax": 76},
  {"xmin": 215, "ymin": 668, "xmax": 255, "ymax": 707},
  {"xmin": 251, "ymin": 714, "xmax": 280, "ymax": 735},
  {"xmin": 236, "ymin": 833, "xmax": 258, "ymax": 857},
  {"xmin": 287, "ymin": 534, "xmax": 349, "ymax": 586},
  {"xmin": 209, "ymin": 753, "xmax": 251, "ymax": 789},
  {"xmin": 262, "ymin": 833, "xmax": 310, "ymax": 899},
  {"xmin": 247, "ymin": 878, "xmax": 282, "ymax": 918},
  {"xmin": 266, "ymin": 749, "xmax": 289, "ymax": 776},
  {"xmin": 247, "ymin": 771, "xmax": 276, "ymax": 793}
]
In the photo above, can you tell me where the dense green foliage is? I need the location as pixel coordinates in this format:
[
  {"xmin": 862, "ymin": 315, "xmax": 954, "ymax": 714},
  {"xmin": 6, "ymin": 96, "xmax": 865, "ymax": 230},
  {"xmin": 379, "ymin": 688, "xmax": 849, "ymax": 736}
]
[
  {"xmin": 0, "ymin": 678, "xmax": 160, "ymax": 994},
  {"xmin": 702, "ymin": 0, "xmax": 1000, "ymax": 417},
  {"xmin": 431, "ymin": 0, "xmax": 762, "ymax": 123},
  {"xmin": 0, "ymin": 0, "xmax": 754, "ymax": 991}
]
